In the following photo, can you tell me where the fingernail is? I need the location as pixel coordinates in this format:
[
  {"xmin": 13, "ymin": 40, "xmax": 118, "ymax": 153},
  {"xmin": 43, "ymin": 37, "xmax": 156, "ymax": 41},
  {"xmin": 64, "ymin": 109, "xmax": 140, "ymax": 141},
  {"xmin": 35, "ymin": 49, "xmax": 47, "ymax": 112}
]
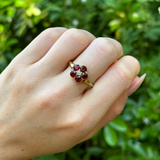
[{"xmin": 128, "ymin": 73, "xmax": 146, "ymax": 96}]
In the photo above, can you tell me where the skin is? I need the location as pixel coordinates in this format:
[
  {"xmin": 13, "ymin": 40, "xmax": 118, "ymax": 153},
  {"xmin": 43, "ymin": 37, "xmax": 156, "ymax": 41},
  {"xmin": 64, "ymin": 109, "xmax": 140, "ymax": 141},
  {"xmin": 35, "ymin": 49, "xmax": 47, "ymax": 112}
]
[{"xmin": 0, "ymin": 28, "xmax": 143, "ymax": 160}]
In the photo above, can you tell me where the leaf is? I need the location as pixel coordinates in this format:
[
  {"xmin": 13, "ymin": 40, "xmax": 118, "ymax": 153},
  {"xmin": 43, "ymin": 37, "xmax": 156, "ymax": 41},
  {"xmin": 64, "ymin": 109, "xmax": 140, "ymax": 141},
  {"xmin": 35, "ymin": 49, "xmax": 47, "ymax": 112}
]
[
  {"xmin": 140, "ymin": 127, "xmax": 149, "ymax": 140},
  {"xmin": 127, "ymin": 140, "xmax": 146, "ymax": 157},
  {"xmin": 83, "ymin": 154, "xmax": 90, "ymax": 160},
  {"xmin": 68, "ymin": 149, "xmax": 81, "ymax": 160},
  {"xmin": 0, "ymin": 0, "xmax": 14, "ymax": 8},
  {"xmin": 107, "ymin": 155, "xmax": 125, "ymax": 160},
  {"xmin": 126, "ymin": 98, "xmax": 138, "ymax": 106},
  {"xmin": 26, "ymin": 5, "xmax": 41, "ymax": 17},
  {"xmin": 87, "ymin": 146, "xmax": 104, "ymax": 155},
  {"xmin": 33, "ymin": 154, "xmax": 58, "ymax": 160},
  {"xmin": 103, "ymin": 125, "xmax": 117, "ymax": 147},
  {"xmin": 104, "ymin": 0, "xmax": 117, "ymax": 8},
  {"xmin": 146, "ymin": 146, "xmax": 159, "ymax": 159},
  {"xmin": 0, "ymin": 55, "xmax": 8, "ymax": 71},
  {"xmin": 109, "ymin": 19, "xmax": 121, "ymax": 32},
  {"xmin": 49, "ymin": 13, "xmax": 61, "ymax": 21},
  {"xmin": 108, "ymin": 118, "xmax": 127, "ymax": 132},
  {"xmin": 6, "ymin": 38, "xmax": 18, "ymax": 47}
]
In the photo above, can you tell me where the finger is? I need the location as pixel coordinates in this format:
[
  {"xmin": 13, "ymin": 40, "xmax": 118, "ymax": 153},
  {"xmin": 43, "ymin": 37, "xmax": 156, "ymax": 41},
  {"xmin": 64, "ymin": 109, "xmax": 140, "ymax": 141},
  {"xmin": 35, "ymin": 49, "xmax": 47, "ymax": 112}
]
[
  {"xmin": 80, "ymin": 56, "xmax": 140, "ymax": 130},
  {"xmin": 80, "ymin": 73, "xmax": 145, "ymax": 141},
  {"xmin": 12, "ymin": 27, "xmax": 67, "ymax": 65},
  {"xmin": 63, "ymin": 38, "xmax": 123, "ymax": 94},
  {"xmin": 37, "ymin": 28, "xmax": 95, "ymax": 74},
  {"xmin": 80, "ymin": 90, "xmax": 128, "ymax": 142}
]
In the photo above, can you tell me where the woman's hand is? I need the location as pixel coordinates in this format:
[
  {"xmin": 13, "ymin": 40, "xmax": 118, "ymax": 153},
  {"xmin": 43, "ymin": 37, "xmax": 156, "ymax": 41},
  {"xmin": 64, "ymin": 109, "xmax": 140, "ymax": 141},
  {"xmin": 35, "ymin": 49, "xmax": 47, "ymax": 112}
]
[{"xmin": 0, "ymin": 28, "xmax": 144, "ymax": 160}]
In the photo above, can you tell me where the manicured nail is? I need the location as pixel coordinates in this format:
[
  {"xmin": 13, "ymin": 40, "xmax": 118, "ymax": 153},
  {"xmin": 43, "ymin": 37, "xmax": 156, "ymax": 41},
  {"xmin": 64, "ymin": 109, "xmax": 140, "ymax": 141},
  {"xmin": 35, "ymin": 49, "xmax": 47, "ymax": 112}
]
[{"xmin": 128, "ymin": 73, "xmax": 146, "ymax": 96}]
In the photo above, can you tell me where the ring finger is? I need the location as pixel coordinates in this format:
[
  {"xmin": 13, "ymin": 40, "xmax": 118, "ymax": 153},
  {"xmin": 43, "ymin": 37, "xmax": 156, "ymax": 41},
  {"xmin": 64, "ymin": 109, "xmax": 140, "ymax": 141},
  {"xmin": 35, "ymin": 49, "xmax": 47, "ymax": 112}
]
[{"xmin": 63, "ymin": 37, "xmax": 123, "ymax": 93}]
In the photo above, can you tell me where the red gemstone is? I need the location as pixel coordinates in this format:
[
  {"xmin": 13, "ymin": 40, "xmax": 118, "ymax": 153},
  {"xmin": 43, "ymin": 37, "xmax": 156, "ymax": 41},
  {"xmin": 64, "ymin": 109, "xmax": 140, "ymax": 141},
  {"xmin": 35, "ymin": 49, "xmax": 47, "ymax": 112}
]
[
  {"xmin": 80, "ymin": 65, "xmax": 87, "ymax": 72},
  {"xmin": 75, "ymin": 75, "xmax": 82, "ymax": 82},
  {"xmin": 70, "ymin": 71, "xmax": 77, "ymax": 77},
  {"xmin": 74, "ymin": 64, "xmax": 80, "ymax": 71},
  {"xmin": 82, "ymin": 72, "xmax": 88, "ymax": 80}
]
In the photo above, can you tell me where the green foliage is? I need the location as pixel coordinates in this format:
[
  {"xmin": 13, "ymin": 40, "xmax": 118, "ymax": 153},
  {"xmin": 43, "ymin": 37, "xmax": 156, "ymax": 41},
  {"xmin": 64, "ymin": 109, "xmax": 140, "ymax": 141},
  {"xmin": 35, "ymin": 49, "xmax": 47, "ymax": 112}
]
[{"xmin": 0, "ymin": 0, "xmax": 160, "ymax": 159}]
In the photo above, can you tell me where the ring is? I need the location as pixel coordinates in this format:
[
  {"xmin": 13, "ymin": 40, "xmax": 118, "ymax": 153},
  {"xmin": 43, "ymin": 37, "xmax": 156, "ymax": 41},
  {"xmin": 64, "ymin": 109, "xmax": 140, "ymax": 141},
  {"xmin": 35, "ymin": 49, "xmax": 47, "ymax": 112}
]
[{"xmin": 69, "ymin": 61, "xmax": 94, "ymax": 87}]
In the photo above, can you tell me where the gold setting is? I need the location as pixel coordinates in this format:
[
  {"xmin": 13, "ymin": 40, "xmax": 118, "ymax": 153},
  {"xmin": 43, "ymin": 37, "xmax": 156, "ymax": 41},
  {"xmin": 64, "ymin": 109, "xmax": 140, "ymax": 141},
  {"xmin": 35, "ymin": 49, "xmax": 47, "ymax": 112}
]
[{"xmin": 69, "ymin": 61, "xmax": 94, "ymax": 87}]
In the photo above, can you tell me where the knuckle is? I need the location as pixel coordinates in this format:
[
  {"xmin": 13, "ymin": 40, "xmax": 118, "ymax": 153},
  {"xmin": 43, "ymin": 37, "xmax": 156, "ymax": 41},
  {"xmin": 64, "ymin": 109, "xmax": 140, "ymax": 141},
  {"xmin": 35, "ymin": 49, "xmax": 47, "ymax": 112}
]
[
  {"xmin": 39, "ymin": 93, "xmax": 54, "ymax": 109},
  {"xmin": 9, "ymin": 72, "xmax": 34, "ymax": 96},
  {"xmin": 68, "ymin": 117, "xmax": 83, "ymax": 129},
  {"xmin": 114, "ymin": 62, "xmax": 133, "ymax": 88},
  {"xmin": 116, "ymin": 40, "xmax": 123, "ymax": 56},
  {"xmin": 38, "ymin": 93, "xmax": 58, "ymax": 111},
  {"xmin": 107, "ymin": 38, "xmax": 123, "ymax": 56},
  {"xmin": 128, "ymin": 56, "xmax": 140, "ymax": 72},
  {"xmin": 65, "ymin": 28, "xmax": 91, "ymax": 45},
  {"xmin": 41, "ymin": 27, "xmax": 67, "ymax": 40},
  {"xmin": 38, "ymin": 87, "xmax": 64, "ymax": 109},
  {"xmin": 110, "ymin": 107, "xmax": 123, "ymax": 117},
  {"xmin": 95, "ymin": 38, "xmax": 118, "ymax": 60},
  {"xmin": 65, "ymin": 116, "xmax": 85, "ymax": 138},
  {"xmin": 66, "ymin": 108, "xmax": 87, "ymax": 134}
]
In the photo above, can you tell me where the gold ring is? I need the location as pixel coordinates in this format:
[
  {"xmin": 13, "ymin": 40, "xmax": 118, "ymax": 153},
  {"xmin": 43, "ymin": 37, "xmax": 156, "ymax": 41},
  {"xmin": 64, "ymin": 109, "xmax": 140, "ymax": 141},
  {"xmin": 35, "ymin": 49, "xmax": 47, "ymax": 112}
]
[{"xmin": 69, "ymin": 61, "xmax": 94, "ymax": 87}]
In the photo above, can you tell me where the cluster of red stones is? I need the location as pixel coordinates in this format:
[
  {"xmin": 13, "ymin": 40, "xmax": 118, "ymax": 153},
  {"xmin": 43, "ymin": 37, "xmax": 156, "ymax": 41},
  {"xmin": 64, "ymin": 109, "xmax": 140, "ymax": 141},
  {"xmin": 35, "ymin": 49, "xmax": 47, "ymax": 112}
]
[{"xmin": 70, "ymin": 64, "xmax": 88, "ymax": 82}]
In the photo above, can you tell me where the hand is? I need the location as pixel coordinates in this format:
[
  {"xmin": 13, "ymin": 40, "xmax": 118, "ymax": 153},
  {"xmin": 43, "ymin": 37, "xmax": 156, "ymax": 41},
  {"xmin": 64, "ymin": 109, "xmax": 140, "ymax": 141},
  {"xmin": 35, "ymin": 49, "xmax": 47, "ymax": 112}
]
[{"xmin": 0, "ymin": 28, "xmax": 144, "ymax": 160}]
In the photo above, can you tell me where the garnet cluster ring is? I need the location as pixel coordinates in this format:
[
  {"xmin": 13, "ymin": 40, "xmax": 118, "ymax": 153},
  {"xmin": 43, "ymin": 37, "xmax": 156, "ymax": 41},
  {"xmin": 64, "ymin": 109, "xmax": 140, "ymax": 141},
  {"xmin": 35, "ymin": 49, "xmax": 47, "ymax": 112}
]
[{"xmin": 69, "ymin": 61, "xmax": 94, "ymax": 87}]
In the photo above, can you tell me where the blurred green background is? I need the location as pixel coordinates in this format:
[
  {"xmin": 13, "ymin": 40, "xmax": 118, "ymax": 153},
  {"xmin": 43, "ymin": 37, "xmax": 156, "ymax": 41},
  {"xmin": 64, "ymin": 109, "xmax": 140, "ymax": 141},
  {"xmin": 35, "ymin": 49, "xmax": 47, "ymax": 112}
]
[{"xmin": 0, "ymin": 0, "xmax": 160, "ymax": 159}]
